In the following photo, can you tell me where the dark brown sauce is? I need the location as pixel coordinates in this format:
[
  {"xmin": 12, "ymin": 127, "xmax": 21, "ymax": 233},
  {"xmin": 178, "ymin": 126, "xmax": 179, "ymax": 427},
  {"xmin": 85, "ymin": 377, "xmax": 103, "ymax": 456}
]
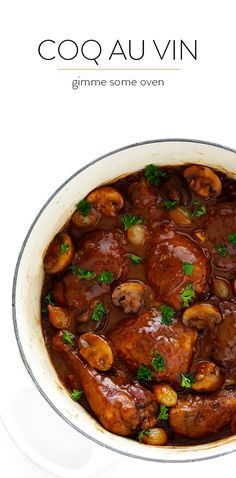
[{"xmin": 41, "ymin": 165, "xmax": 236, "ymax": 445}]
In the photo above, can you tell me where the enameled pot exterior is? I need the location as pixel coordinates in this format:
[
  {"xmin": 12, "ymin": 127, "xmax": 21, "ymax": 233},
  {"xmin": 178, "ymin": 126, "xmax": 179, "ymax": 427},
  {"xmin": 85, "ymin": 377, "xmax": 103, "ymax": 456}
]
[{"xmin": 13, "ymin": 139, "xmax": 236, "ymax": 462}]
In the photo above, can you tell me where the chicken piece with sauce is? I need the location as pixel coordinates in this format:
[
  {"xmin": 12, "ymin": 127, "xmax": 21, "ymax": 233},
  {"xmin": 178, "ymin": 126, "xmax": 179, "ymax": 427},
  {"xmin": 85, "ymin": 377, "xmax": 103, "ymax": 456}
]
[
  {"xmin": 109, "ymin": 310, "xmax": 198, "ymax": 384},
  {"xmin": 52, "ymin": 331, "xmax": 157, "ymax": 436}
]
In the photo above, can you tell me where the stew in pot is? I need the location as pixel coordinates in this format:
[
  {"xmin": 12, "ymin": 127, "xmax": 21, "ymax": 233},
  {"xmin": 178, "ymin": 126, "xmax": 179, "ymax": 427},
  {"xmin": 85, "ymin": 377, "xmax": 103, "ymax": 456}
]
[{"xmin": 41, "ymin": 163, "xmax": 236, "ymax": 446}]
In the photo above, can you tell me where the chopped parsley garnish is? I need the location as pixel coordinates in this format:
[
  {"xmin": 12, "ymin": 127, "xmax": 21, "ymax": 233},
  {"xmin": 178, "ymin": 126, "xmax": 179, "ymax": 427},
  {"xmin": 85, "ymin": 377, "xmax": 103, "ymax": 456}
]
[
  {"xmin": 160, "ymin": 304, "xmax": 175, "ymax": 325},
  {"xmin": 70, "ymin": 264, "xmax": 79, "ymax": 276},
  {"xmin": 137, "ymin": 365, "xmax": 153, "ymax": 382},
  {"xmin": 91, "ymin": 303, "xmax": 106, "ymax": 321},
  {"xmin": 97, "ymin": 271, "xmax": 113, "ymax": 284},
  {"xmin": 121, "ymin": 215, "xmax": 144, "ymax": 231},
  {"xmin": 157, "ymin": 404, "xmax": 169, "ymax": 421},
  {"xmin": 128, "ymin": 253, "xmax": 142, "ymax": 265},
  {"xmin": 163, "ymin": 200, "xmax": 178, "ymax": 211},
  {"xmin": 78, "ymin": 268, "xmax": 96, "ymax": 280},
  {"xmin": 75, "ymin": 199, "xmax": 92, "ymax": 217},
  {"xmin": 70, "ymin": 389, "xmax": 83, "ymax": 401},
  {"xmin": 70, "ymin": 265, "xmax": 96, "ymax": 280},
  {"xmin": 181, "ymin": 373, "xmax": 195, "ymax": 389},
  {"xmin": 215, "ymin": 244, "xmax": 228, "ymax": 257},
  {"xmin": 188, "ymin": 201, "xmax": 206, "ymax": 218},
  {"xmin": 62, "ymin": 330, "xmax": 75, "ymax": 346},
  {"xmin": 152, "ymin": 351, "xmax": 165, "ymax": 372},
  {"xmin": 228, "ymin": 232, "xmax": 236, "ymax": 246},
  {"xmin": 58, "ymin": 243, "xmax": 70, "ymax": 255},
  {"xmin": 180, "ymin": 283, "xmax": 195, "ymax": 308},
  {"xmin": 195, "ymin": 206, "xmax": 206, "ymax": 217},
  {"xmin": 137, "ymin": 429, "xmax": 151, "ymax": 442},
  {"xmin": 144, "ymin": 164, "xmax": 167, "ymax": 186},
  {"xmin": 182, "ymin": 262, "xmax": 194, "ymax": 276},
  {"xmin": 42, "ymin": 292, "xmax": 53, "ymax": 314}
]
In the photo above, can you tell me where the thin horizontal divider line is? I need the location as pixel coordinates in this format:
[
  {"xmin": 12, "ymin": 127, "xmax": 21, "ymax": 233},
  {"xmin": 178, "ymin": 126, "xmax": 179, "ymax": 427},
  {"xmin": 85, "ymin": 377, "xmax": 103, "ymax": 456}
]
[{"xmin": 57, "ymin": 68, "xmax": 182, "ymax": 71}]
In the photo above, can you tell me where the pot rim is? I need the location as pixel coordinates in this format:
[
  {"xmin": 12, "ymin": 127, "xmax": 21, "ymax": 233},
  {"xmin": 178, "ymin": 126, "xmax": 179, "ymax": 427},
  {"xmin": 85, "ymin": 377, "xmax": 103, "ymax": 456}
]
[{"xmin": 12, "ymin": 137, "xmax": 236, "ymax": 463}]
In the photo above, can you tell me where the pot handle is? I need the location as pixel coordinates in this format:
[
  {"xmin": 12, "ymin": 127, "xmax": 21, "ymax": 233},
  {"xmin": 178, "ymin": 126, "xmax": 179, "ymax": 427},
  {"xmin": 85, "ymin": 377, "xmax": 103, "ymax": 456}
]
[{"xmin": 1, "ymin": 389, "xmax": 120, "ymax": 478}]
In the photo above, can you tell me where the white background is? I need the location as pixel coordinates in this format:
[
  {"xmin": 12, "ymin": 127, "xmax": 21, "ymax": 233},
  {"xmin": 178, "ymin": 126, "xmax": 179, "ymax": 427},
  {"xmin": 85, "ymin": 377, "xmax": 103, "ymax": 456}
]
[{"xmin": 2, "ymin": 0, "xmax": 236, "ymax": 476}]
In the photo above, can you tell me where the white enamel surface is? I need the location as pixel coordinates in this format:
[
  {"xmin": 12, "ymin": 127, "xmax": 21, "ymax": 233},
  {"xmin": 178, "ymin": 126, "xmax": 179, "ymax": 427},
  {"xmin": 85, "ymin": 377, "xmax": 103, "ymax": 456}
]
[{"xmin": 13, "ymin": 140, "xmax": 236, "ymax": 462}]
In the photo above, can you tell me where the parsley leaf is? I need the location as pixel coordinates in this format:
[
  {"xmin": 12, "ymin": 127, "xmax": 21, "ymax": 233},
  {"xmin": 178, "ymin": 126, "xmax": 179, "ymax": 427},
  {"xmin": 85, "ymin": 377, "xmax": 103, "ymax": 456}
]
[
  {"xmin": 152, "ymin": 351, "xmax": 165, "ymax": 372},
  {"xmin": 137, "ymin": 429, "xmax": 151, "ymax": 442},
  {"xmin": 62, "ymin": 330, "xmax": 75, "ymax": 346},
  {"xmin": 180, "ymin": 283, "xmax": 195, "ymax": 308},
  {"xmin": 195, "ymin": 206, "xmax": 206, "ymax": 217},
  {"xmin": 70, "ymin": 389, "xmax": 83, "ymax": 401},
  {"xmin": 137, "ymin": 365, "xmax": 153, "ymax": 382},
  {"xmin": 157, "ymin": 404, "xmax": 169, "ymax": 421},
  {"xmin": 188, "ymin": 201, "xmax": 206, "ymax": 218},
  {"xmin": 78, "ymin": 268, "xmax": 96, "ymax": 280},
  {"xmin": 42, "ymin": 292, "xmax": 53, "ymax": 315},
  {"xmin": 97, "ymin": 271, "xmax": 113, "ymax": 284},
  {"xmin": 160, "ymin": 304, "xmax": 175, "ymax": 325},
  {"xmin": 215, "ymin": 244, "xmax": 228, "ymax": 257},
  {"xmin": 128, "ymin": 253, "xmax": 142, "ymax": 265},
  {"xmin": 58, "ymin": 243, "xmax": 70, "ymax": 255},
  {"xmin": 70, "ymin": 265, "xmax": 96, "ymax": 280},
  {"xmin": 181, "ymin": 373, "xmax": 195, "ymax": 389},
  {"xmin": 70, "ymin": 264, "xmax": 79, "ymax": 276},
  {"xmin": 182, "ymin": 262, "xmax": 194, "ymax": 276},
  {"xmin": 75, "ymin": 199, "xmax": 92, "ymax": 217},
  {"xmin": 91, "ymin": 303, "xmax": 106, "ymax": 321},
  {"xmin": 228, "ymin": 232, "xmax": 236, "ymax": 246},
  {"xmin": 121, "ymin": 215, "xmax": 144, "ymax": 231},
  {"xmin": 163, "ymin": 200, "xmax": 178, "ymax": 211},
  {"xmin": 144, "ymin": 164, "xmax": 167, "ymax": 186}
]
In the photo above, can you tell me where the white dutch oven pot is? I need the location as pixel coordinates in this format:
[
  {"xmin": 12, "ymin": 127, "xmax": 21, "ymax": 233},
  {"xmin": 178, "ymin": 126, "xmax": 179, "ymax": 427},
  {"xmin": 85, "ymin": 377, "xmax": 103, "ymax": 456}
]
[{"xmin": 13, "ymin": 139, "xmax": 236, "ymax": 463}]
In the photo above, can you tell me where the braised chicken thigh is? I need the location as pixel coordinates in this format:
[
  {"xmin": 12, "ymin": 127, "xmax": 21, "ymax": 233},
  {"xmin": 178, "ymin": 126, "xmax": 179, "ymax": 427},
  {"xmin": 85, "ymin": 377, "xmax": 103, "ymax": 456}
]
[
  {"xmin": 109, "ymin": 310, "xmax": 197, "ymax": 384},
  {"xmin": 53, "ymin": 331, "xmax": 157, "ymax": 436},
  {"xmin": 169, "ymin": 389, "xmax": 236, "ymax": 438},
  {"xmin": 146, "ymin": 230, "xmax": 209, "ymax": 309}
]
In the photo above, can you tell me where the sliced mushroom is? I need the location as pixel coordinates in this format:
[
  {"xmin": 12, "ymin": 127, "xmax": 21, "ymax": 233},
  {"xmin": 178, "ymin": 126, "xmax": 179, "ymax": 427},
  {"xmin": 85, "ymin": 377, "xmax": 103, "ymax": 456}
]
[
  {"xmin": 140, "ymin": 428, "xmax": 168, "ymax": 446},
  {"xmin": 112, "ymin": 281, "xmax": 147, "ymax": 314},
  {"xmin": 182, "ymin": 302, "xmax": 222, "ymax": 330},
  {"xmin": 78, "ymin": 332, "xmax": 114, "ymax": 371},
  {"xmin": 183, "ymin": 165, "xmax": 222, "ymax": 198},
  {"xmin": 153, "ymin": 384, "xmax": 177, "ymax": 407},
  {"xmin": 71, "ymin": 208, "xmax": 100, "ymax": 228},
  {"xmin": 43, "ymin": 233, "xmax": 74, "ymax": 274},
  {"xmin": 47, "ymin": 304, "xmax": 72, "ymax": 329},
  {"xmin": 127, "ymin": 224, "xmax": 148, "ymax": 246},
  {"xmin": 192, "ymin": 361, "xmax": 223, "ymax": 392},
  {"xmin": 212, "ymin": 277, "xmax": 231, "ymax": 299},
  {"xmin": 87, "ymin": 187, "xmax": 124, "ymax": 216},
  {"xmin": 231, "ymin": 415, "xmax": 236, "ymax": 434},
  {"xmin": 169, "ymin": 206, "xmax": 191, "ymax": 225}
]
